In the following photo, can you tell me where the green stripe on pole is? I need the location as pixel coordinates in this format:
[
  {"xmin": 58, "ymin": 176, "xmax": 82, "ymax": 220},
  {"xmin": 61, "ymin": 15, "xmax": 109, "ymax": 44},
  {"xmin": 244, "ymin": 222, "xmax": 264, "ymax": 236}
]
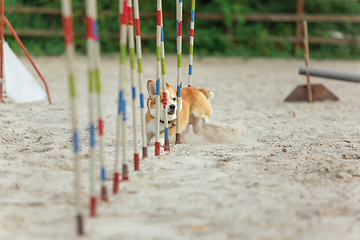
[
  {"xmin": 156, "ymin": 46, "xmax": 161, "ymax": 62},
  {"xmin": 161, "ymin": 58, "xmax": 165, "ymax": 75},
  {"xmin": 137, "ymin": 59, "xmax": 143, "ymax": 73},
  {"xmin": 129, "ymin": 48, "xmax": 135, "ymax": 69},
  {"xmin": 192, "ymin": 0, "xmax": 195, "ymax": 11},
  {"xmin": 121, "ymin": 44, "xmax": 127, "ymax": 64},
  {"xmin": 94, "ymin": 69, "xmax": 101, "ymax": 93},
  {"xmin": 189, "ymin": 44, "xmax": 193, "ymax": 56},
  {"xmin": 177, "ymin": 54, "xmax": 181, "ymax": 68},
  {"xmin": 88, "ymin": 69, "xmax": 94, "ymax": 93},
  {"xmin": 69, "ymin": 73, "xmax": 76, "ymax": 98}
]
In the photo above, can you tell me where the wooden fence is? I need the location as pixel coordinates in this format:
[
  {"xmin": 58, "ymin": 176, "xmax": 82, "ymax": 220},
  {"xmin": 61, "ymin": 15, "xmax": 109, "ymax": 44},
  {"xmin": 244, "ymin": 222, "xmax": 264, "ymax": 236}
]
[{"xmin": 4, "ymin": 0, "xmax": 360, "ymax": 48}]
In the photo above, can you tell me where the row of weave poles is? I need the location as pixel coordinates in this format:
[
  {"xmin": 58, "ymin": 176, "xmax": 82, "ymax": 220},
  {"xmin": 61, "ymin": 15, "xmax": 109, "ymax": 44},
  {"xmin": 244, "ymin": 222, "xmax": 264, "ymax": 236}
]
[{"xmin": 61, "ymin": 0, "xmax": 196, "ymax": 235}]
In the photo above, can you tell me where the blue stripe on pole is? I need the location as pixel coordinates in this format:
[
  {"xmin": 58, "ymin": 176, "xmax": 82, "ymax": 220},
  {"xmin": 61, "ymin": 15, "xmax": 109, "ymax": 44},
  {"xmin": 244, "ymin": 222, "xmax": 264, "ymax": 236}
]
[
  {"xmin": 118, "ymin": 91, "xmax": 123, "ymax": 114},
  {"xmin": 123, "ymin": 102, "xmax": 126, "ymax": 121},
  {"xmin": 189, "ymin": 64, "xmax": 192, "ymax": 75},
  {"xmin": 191, "ymin": 10, "xmax": 195, "ymax": 22},
  {"xmin": 140, "ymin": 93, "xmax": 144, "ymax": 108},
  {"xmin": 132, "ymin": 87, "xmax": 136, "ymax": 99},
  {"xmin": 177, "ymin": 85, "xmax": 181, "ymax": 97},
  {"xmin": 156, "ymin": 79, "xmax": 160, "ymax": 95},
  {"xmin": 165, "ymin": 128, "xmax": 169, "ymax": 139},
  {"xmin": 90, "ymin": 125, "xmax": 96, "ymax": 148},
  {"xmin": 161, "ymin": 27, "xmax": 164, "ymax": 42},
  {"xmin": 93, "ymin": 19, "xmax": 99, "ymax": 41},
  {"xmin": 176, "ymin": 20, "xmax": 178, "ymax": 37},
  {"xmin": 73, "ymin": 130, "xmax": 80, "ymax": 153},
  {"xmin": 101, "ymin": 168, "xmax": 106, "ymax": 181},
  {"xmin": 179, "ymin": 0, "xmax": 182, "ymax": 2}
]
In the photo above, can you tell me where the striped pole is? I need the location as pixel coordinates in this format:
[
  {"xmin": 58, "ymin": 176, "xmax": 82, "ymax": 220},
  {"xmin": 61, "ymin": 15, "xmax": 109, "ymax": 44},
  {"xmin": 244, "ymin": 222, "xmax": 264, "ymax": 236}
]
[
  {"xmin": 175, "ymin": 0, "xmax": 183, "ymax": 145},
  {"xmin": 160, "ymin": 12, "xmax": 170, "ymax": 152},
  {"xmin": 155, "ymin": 0, "xmax": 162, "ymax": 156},
  {"xmin": 188, "ymin": 0, "xmax": 195, "ymax": 87},
  {"xmin": 127, "ymin": 0, "xmax": 140, "ymax": 171},
  {"xmin": 85, "ymin": 0, "xmax": 98, "ymax": 216},
  {"xmin": 61, "ymin": 0, "xmax": 84, "ymax": 235},
  {"xmin": 133, "ymin": 0, "xmax": 148, "ymax": 159},
  {"xmin": 114, "ymin": 0, "xmax": 128, "ymax": 194},
  {"xmin": 85, "ymin": 0, "xmax": 108, "ymax": 202}
]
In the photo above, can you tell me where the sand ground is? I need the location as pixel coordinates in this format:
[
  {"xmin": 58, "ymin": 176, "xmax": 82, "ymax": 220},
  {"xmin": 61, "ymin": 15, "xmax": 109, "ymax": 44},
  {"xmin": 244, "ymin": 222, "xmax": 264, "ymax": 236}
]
[{"xmin": 1, "ymin": 55, "xmax": 360, "ymax": 240}]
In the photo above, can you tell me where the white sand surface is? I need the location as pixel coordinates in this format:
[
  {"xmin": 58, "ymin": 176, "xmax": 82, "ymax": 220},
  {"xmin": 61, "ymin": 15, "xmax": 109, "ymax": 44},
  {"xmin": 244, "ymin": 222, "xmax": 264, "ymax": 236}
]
[{"xmin": 1, "ymin": 55, "xmax": 360, "ymax": 240}]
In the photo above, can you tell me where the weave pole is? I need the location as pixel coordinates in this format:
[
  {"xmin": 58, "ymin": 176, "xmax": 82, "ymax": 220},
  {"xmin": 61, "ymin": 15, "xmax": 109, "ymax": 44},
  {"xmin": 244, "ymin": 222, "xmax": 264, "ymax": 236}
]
[
  {"xmin": 114, "ymin": 0, "xmax": 128, "ymax": 193},
  {"xmin": 85, "ymin": 0, "xmax": 98, "ymax": 215},
  {"xmin": 155, "ymin": 0, "xmax": 162, "ymax": 156},
  {"xmin": 60, "ymin": 0, "xmax": 83, "ymax": 235},
  {"xmin": 133, "ymin": 0, "xmax": 148, "ymax": 159},
  {"xmin": 160, "ymin": 13, "xmax": 170, "ymax": 152},
  {"xmin": 85, "ymin": 0, "xmax": 108, "ymax": 202},
  {"xmin": 127, "ymin": 0, "xmax": 140, "ymax": 170},
  {"xmin": 188, "ymin": 0, "xmax": 195, "ymax": 87},
  {"xmin": 175, "ymin": 0, "xmax": 183, "ymax": 145}
]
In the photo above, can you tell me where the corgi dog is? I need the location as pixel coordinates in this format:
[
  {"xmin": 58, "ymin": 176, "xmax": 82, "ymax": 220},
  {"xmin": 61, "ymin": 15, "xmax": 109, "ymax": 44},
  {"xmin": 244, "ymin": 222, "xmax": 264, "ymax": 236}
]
[{"xmin": 145, "ymin": 80, "xmax": 213, "ymax": 145}]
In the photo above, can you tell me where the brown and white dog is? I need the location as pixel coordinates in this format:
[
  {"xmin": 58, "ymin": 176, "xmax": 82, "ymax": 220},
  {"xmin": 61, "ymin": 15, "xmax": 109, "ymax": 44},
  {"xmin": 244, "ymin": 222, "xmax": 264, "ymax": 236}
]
[{"xmin": 145, "ymin": 80, "xmax": 213, "ymax": 145}]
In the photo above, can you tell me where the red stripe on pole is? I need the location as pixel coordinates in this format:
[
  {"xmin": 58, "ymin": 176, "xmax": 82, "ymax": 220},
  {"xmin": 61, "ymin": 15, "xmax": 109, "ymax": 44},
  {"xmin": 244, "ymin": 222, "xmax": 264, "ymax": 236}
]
[
  {"xmin": 121, "ymin": 0, "xmax": 128, "ymax": 25},
  {"xmin": 190, "ymin": 29, "xmax": 194, "ymax": 37},
  {"xmin": 113, "ymin": 172, "xmax": 120, "ymax": 194},
  {"xmin": 135, "ymin": 18, "xmax": 140, "ymax": 36},
  {"xmin": 163, "ymin": 92, "xmax": 167, "ymax": 109},
  {"xmin": 157, "ymin": 10, "xmax": 161, "ymax": 26},
  {"xmin": 178, "ymin": 21, "xmax": 182, "ymax": 36},
  {"xmin": 90, "ymin": 197, "xmax": 96, "ymax": 217},
  {"xmin": 62, "ymin": 17, "xmax": 74, "ymax": 45},
  {"xmin": 127, "ymin": 6, "xmax": 133, "ymax": 26},
  {"xmin": 86, "ymin": 17, "xmax": 93, "ymax": 39},
  {"xmin": 98, "ymin": 119, "xmax": 104, "ymax": 136}
]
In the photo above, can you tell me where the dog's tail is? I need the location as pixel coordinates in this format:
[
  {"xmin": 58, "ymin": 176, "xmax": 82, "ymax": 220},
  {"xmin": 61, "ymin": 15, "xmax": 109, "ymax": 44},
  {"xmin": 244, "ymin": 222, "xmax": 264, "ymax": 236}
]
[{"xmin": 198, "ymin": 88, "xmax": 214, "ymax": 99}]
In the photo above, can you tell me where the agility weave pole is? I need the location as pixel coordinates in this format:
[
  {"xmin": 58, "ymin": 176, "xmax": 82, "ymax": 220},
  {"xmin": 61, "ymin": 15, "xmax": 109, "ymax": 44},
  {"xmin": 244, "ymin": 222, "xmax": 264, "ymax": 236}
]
[
  {"xmin": 60, "ymin": 0, "xmax": 84, "ymax": 235},
  {"xmin": 85, "ymin": 0, "xmax": 109, "ymax": 202},
  {"xmin": 188, "ymin": 0, "xmax": 195, "ymax": 87},
  {"xmin": 133, "ymin": 0, "xmax": 148, "ymax": 159},
  {"xmin": 160, "ymin": 12, "xmax": 170, "ymax": 152},
  {"xmin": 85, "ymin": 0, "xmax": 99, "ymax": 216},
  {"xmin": 127, "ymin": 0, "xmax": 140, "ymax": 170},
  {"xmin": 114, "ymin": 0, "xmax": 129, "ymax": 194},
  {"xmin": 155, "ymin": 0, "xmax": 162, "ymax": 156},
  {"xmin": 175, "ymin": 0, "xmax": 183, "ymax": 144}
]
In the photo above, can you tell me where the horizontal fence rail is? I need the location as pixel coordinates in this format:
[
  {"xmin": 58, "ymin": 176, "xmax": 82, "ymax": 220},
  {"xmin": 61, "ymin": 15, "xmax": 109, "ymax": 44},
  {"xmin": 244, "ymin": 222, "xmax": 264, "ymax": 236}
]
[{"xmin": 4, "ymin": 6, "xmax": 360, "ymax": 46}]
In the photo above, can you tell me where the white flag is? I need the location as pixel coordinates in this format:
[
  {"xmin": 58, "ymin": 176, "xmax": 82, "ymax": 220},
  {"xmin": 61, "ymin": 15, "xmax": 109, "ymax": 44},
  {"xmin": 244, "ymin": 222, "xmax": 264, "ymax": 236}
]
[{"xmin": 4, "ymin": 41, "xmax": 47, "ymax": 104}]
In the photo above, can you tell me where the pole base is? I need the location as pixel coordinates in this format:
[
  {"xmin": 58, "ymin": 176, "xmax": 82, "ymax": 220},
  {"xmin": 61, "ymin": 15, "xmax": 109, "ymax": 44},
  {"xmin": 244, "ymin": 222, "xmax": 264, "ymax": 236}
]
[
  {"xmin": 76, "ymin": 214, "xmax": 84, "ymax": 236},
  {"xmin": 122, "ymin": 164, "xmax": 129, "ymax": 181},
  {"xmin": 101, "ymin": 186, "xmax": 108, "ymax": 202},
  {"xmin": 155, "ymin": 142, "xmax": 160, "ymax": 156},
  {"xmin": 285, "ymin": 84, "xmax": 339, "ymax": 102},
  {"xmin": 90, "ymin": 196, "xmax": 97, "ymax": 217},
  {"xmin": 134, "ymin": 153, "xmax": 139, "ymax": 171},
  {"xmin": 142, "ymin": 147, "xmax": 148, "ymax": 159},
  {"xmin": 175, "ymin": 133, "xmax": 181, "ymax": 145},
  {"xmin": 113, "ymin": 172, "xmax": 120, "ymax": 194}
]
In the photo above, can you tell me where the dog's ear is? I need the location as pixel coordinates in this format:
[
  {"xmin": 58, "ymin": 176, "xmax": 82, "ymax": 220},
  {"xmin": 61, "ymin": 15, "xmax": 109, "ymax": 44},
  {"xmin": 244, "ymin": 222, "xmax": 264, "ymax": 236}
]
[
  {"xmin": 166, "ymin": 82, "xmax": 171, "ymax": 88},
  {"xmin": 147, "ymin": 80, "xmax": 156, "ymax": 97}
]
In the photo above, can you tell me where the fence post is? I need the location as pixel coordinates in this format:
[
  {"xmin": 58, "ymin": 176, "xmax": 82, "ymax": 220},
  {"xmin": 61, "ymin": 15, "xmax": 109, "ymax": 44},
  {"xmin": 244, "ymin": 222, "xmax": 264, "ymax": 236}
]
[{"xmin": 295, "ymin": 0, "xmax": 304, "ymax": 54}]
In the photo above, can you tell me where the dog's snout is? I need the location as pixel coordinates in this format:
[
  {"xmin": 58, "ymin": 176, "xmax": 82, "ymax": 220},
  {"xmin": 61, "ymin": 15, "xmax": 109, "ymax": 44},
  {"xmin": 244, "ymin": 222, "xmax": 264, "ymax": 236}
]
[{"xmin": 169, "ymin": 104, "xmax": 175, "ymax": 110}]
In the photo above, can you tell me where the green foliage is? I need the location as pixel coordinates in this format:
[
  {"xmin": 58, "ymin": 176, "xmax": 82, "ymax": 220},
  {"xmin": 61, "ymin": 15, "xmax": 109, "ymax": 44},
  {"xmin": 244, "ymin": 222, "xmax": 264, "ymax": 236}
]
[{"xmin": 4, "ymin": 0, "xmax": 360, "ymax": 59}]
